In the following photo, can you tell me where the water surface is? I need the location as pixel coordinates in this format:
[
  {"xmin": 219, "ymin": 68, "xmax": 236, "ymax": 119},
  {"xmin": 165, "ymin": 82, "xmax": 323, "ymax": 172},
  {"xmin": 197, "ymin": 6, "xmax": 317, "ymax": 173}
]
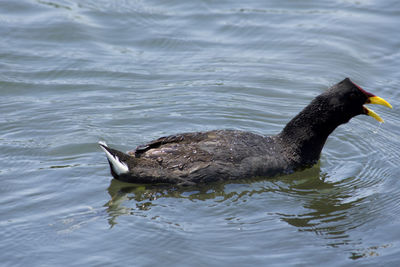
[{"xmin": 1, "ymin": 0, "xmax": 400, "ymax": 266}]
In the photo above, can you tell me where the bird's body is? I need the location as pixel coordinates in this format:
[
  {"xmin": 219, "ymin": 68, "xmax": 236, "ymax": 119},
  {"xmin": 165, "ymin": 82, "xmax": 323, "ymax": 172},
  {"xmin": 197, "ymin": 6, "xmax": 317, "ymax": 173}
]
[
  {"xmin": 99, "ymin": 78, "xmax": 392, "ymax": 185},
  {"xmin": 104, "ymin": 130, "xmax": 289, "ymax": 185}
]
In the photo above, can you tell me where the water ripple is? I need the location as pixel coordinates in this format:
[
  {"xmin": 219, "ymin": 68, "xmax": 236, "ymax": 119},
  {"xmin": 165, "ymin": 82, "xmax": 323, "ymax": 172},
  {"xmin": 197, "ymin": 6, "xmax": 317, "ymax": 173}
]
[{"xmin": 1, "ymin": 0, "xmax": 400, "ymax": 265}]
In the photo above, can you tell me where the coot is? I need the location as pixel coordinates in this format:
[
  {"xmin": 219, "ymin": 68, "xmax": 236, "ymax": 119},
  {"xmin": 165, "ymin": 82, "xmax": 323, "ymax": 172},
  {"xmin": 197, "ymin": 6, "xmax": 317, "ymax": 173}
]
[{"xmin": 99, "ymin": 78, "xmax": 392, "ymax": 185}]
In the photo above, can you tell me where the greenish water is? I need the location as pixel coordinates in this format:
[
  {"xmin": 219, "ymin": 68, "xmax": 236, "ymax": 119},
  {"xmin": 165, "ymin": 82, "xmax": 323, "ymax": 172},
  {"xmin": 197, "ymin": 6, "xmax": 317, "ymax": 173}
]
[{"xmin": 1, "ymin": 0, "xmax": 400, "ymax": 266}]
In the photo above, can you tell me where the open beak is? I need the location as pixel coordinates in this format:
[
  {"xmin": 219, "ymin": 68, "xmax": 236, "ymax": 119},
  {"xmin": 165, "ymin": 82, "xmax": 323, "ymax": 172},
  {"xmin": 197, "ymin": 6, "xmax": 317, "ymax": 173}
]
[{"xmin": 363, "ymin": 96, "xmax": 392, "ymax": 123}]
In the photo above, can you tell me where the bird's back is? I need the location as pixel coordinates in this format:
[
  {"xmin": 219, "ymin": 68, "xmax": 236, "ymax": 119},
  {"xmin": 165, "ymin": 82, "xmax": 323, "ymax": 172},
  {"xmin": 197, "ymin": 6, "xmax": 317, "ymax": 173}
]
[{"xmin": 121, "ymin": 130, "xmax": 287, "ymax": 185}]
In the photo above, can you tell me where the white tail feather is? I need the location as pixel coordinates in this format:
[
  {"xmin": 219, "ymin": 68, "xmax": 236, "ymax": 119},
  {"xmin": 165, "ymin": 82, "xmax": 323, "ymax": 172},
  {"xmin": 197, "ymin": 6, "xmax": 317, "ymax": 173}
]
[{"xmin": 98, "ymin": 141, "xmax": 129, "ymax": 175}]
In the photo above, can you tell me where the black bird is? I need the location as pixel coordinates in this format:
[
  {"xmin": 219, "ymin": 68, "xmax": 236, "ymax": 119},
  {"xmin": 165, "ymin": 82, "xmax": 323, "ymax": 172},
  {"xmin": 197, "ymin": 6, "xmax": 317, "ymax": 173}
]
[{"xmin": 99, "ymin": 78, "xmax": 392, "ymax": 186}]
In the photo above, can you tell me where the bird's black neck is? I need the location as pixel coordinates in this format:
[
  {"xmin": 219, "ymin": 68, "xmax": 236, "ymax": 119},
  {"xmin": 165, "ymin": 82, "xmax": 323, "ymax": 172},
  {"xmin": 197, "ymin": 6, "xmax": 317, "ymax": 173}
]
[{"xmin": 278, "ymin": 95, "xmax": 343, "ymax": 166}]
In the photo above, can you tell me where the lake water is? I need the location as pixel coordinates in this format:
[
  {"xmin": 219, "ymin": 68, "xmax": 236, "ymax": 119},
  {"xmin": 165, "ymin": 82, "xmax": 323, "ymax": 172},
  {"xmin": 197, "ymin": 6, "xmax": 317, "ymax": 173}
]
[{"xmin": 1, "ymin": 0, "xmax": 400, "ymax": 266}]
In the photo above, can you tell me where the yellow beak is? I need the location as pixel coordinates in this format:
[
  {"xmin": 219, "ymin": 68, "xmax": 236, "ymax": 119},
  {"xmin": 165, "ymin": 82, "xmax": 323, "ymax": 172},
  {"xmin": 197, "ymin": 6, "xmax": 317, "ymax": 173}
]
[
  {"xmin": 364, "ymin": 96, "xmax": 392, "ymax": 123},
  {"xmin": 367, "ymin": 96, "xmax": 393, "ymax": 109}
]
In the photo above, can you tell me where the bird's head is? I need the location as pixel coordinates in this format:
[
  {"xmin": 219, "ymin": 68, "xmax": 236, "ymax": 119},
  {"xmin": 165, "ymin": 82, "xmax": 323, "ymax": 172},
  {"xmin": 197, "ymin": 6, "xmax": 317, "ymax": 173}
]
[
  {"xmin": 280, "ymin": 78, "xmax": 392, "ymax": 165},
  {"xmin": 320, "ymin": 78, "xmax": 392, "ymax": 124}
]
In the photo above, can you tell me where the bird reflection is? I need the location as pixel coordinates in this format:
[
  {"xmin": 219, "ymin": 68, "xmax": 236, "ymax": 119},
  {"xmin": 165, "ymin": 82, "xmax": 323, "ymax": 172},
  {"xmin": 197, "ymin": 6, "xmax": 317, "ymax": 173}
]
[{"xmin": 104, "ymin": 163, "xmax": 361, "ymax": 248}]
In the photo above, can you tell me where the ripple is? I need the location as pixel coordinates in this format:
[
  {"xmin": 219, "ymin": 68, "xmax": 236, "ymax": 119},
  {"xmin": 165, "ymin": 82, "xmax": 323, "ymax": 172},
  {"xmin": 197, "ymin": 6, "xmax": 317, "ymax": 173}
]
[{"xmin": 1, "ymin": 0, "xmax": 400, "ymax": 265}]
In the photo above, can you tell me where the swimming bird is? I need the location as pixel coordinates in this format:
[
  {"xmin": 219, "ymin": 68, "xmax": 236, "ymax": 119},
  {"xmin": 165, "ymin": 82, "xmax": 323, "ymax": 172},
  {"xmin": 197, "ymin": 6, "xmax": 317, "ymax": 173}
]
[{"xmin": 99, "ymin": 78, "xmax": 392, "ymax": 186}]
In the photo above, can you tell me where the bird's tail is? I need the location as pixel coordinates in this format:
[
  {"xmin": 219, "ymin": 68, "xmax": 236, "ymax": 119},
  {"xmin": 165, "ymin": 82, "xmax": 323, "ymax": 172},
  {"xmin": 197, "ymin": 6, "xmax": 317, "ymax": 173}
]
[{"xmin": 98, "ymin": 141, "xmax": 130, "ymax": 178}]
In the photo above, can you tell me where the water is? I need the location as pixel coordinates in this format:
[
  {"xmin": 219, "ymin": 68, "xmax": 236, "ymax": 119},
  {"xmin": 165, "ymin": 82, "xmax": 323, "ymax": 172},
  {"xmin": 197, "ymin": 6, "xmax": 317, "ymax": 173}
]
[{"xmin": 1, "ymin": 0, "xmax": 400, "ymax": 266}]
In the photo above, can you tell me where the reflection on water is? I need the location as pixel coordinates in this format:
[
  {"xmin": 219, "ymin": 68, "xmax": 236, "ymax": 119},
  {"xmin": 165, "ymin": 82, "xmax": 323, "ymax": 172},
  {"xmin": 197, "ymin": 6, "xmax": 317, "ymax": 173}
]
[{"xmin": 104, "ymin": 163, "xmax": 383, "ymax": 258}]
